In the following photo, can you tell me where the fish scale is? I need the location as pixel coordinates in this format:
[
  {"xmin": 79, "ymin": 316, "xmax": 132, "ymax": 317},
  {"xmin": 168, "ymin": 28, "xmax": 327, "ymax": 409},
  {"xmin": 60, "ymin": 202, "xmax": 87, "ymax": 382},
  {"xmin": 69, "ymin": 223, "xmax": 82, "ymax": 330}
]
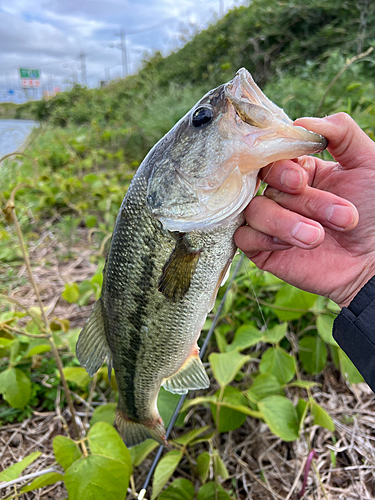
[{"xmin": 76, "ymin": 68, "xmax": 327, "ymax": 447}]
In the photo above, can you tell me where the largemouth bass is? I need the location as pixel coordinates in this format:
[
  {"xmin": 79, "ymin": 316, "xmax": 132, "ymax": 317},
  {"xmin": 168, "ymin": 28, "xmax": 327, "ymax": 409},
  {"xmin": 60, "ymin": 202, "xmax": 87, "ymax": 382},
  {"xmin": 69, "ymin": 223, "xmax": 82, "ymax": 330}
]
[{"xmin": 76, "ymin": 68, "xmax": 327, "ymax": 447}]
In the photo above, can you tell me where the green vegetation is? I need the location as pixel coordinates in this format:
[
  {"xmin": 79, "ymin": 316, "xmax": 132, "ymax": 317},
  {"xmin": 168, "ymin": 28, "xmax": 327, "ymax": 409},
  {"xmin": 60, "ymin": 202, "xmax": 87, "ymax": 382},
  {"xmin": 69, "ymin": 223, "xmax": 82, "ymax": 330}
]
[
  {"xmin": 1, "ymin": 0, "xmax": 375, "ymax": 498},
  {"xmin": 0, "ymin": 101, "xmax": 36, "ymax": 120}
]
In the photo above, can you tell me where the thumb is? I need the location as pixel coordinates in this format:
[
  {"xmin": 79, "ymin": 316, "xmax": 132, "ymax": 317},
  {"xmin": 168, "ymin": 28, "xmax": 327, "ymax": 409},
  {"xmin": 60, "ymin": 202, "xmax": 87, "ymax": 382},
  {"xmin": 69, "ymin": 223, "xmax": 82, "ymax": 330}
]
[{"xmin": 294, "ymin": 113, "xmax": 375, "ymax": 170}]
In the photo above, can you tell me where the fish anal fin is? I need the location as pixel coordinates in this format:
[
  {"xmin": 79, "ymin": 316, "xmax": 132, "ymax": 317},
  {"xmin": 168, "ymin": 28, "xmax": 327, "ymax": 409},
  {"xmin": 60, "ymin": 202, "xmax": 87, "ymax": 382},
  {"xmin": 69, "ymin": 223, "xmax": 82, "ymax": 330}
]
[
  {"xmin": 76, "ymin": 299, "xmax": 111, "ymax": 377},
  {"xmin": 162, "ymin": 349, "xmax": 210, "ymax": 395},
  {"xmin": 115, "ymin": 410, "xmax": 167, "ymax": 448},
  {"xmin": 158, "ymin": 235, "xmax": 201, "ymax": 301}
]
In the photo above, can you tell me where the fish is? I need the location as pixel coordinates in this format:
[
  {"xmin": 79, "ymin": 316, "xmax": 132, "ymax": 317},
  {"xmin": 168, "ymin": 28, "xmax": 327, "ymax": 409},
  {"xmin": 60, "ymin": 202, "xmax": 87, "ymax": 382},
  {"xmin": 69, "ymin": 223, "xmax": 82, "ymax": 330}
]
[{"xmin": 76, "ymin": 68, "xmax": 327, "ymax": 447}]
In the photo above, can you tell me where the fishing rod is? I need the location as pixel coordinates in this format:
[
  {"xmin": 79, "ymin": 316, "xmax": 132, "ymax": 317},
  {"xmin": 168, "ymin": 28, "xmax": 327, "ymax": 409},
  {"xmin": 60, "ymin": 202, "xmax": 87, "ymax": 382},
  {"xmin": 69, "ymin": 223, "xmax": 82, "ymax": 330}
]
[{"xmin": 137, "ymin": 254, "xmax": 245, "ymax": 500}]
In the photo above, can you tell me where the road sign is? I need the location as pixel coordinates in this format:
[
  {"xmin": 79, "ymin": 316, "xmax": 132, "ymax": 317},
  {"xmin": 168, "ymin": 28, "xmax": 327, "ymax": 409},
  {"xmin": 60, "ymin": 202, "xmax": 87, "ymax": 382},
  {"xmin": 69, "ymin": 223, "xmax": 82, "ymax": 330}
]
[{"xmin": 19, "ymin": 68, "xmax": 41, "ymax": 88}]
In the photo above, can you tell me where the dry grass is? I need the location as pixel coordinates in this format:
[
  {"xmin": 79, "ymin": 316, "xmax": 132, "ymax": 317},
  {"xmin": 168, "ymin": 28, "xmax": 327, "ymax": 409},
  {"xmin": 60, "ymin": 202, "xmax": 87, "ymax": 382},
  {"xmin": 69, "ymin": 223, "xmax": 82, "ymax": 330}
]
[{"xmin": 1, "ymin": 229, "xmax": 375, "ymax": 500}]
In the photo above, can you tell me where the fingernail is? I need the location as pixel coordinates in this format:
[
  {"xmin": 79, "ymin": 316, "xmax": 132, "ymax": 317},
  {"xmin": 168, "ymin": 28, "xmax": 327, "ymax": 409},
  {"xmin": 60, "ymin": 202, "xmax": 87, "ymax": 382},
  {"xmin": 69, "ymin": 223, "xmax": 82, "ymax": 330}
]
[
  {"xmin": 281, "ymin": 169, "xmax": 303, "ymax": 190},
  {"xmin": 292, "ymin": 222, "xmax": 321, "ymax": 245},
  {"xmin": 326, "ymin": 204, "xmax": 356, "ymax": 228}
]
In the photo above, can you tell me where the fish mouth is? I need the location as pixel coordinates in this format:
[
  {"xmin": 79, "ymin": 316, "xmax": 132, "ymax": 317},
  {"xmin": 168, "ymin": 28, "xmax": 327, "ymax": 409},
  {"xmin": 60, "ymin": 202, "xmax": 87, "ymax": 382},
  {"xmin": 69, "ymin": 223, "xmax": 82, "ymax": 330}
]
[
  {"xmin": 147, "ymin": 69, "xmax": 328, "ymax": 234},
  {"xmin": 224, "ymin": 68, "xmax": 327, "ymax": 165}
]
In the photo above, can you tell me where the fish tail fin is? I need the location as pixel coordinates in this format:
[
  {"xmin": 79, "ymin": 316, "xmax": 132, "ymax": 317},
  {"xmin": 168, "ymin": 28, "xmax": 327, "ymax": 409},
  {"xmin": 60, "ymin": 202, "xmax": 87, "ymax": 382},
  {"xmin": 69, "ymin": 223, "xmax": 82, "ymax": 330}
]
[{"xmin": 115, "ymin": 409, "xmax": 167, "ymax": 448}]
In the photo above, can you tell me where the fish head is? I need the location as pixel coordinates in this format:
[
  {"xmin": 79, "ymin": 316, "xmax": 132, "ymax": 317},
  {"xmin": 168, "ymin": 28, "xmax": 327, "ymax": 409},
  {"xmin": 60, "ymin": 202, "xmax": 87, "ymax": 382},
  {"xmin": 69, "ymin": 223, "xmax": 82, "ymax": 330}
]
[{"xmin": 147, "ymin": 68, "xmax": 327, "ymax": 232}]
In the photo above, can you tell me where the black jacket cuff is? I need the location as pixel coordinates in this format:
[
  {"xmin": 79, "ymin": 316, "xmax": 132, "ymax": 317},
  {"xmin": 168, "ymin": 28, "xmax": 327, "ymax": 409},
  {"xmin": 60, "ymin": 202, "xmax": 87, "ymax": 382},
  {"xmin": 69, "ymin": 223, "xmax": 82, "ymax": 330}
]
[{"xmin": 333, "ymin": 276, "xmax": 375, "ymax": 393}]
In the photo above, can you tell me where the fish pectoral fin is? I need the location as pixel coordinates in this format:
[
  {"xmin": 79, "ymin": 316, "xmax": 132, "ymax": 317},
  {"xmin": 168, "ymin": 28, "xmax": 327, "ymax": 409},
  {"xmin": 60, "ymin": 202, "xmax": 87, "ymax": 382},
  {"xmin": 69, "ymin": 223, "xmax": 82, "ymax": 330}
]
[
  {"xmin": 158, "ymin": 234, "xmax": 201, "ymax": 301},
  {"xmin": 162, "ymin": 352, "xmax": 210, "ymax": 395},
  {"xmin": 76, "ymin": 298, "xmax": 111, "ymax": 377}
]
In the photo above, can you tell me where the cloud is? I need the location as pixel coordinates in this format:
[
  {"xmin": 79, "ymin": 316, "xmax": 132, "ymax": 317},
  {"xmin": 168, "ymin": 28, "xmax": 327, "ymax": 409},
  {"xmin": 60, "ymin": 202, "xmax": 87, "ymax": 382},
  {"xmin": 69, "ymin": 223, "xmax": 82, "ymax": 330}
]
[{"xmin": 0, "ymin": 0, "xmax": 240, "ymax": 95}]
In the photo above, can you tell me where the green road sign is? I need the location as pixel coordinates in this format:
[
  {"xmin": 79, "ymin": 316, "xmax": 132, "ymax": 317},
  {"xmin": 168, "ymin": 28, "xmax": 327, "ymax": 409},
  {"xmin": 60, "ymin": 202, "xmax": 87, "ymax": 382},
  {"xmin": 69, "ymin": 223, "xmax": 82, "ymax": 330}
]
[{"xmin": 19, "ymin": 68, "xmax": 40, "ymax": 79}]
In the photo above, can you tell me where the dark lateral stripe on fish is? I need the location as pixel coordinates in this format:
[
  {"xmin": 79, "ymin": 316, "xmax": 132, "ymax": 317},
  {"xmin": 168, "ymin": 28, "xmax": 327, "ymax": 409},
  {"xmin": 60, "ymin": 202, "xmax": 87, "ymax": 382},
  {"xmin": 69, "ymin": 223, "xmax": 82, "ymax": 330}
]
[{"xmin": 117, "ymin": 234, "xmax": 156, "ymax": 420}]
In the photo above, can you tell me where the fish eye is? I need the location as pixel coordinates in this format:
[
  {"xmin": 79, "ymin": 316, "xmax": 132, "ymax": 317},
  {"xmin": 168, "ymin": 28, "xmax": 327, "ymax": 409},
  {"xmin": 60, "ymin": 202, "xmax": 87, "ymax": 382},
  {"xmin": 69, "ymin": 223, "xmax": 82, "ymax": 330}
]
[{"xmin": 191, "ymin": 106, "xmax": 214, "ymax": 128}]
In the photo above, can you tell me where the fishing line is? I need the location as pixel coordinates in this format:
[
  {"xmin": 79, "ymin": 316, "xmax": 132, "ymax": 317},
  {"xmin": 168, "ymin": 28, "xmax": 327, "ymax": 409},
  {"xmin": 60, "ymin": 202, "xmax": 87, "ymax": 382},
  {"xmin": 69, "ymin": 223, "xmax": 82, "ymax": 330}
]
[{"xmin": 137, "ymin": 254, "xmax": 245, "ymax": 500}]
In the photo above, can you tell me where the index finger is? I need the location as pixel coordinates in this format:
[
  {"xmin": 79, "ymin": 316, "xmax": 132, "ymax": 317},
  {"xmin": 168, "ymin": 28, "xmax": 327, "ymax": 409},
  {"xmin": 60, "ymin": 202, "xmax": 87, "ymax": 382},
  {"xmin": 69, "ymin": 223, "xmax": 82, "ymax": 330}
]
[
  {"xmin": 259, "ymin": 156, "xmax": 317, "ymax": 194},
  {"xmin": 295, "ymin": 113, "xmax": 375, "ymax": 170}
]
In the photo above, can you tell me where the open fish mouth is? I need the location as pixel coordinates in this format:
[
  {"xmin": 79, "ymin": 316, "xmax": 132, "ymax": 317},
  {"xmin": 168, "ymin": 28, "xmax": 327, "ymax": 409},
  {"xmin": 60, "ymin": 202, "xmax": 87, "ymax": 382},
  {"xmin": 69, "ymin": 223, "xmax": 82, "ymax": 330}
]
[
  {"xmin": 225, "ymin": 68, "xmax": 328, "ymax": 165},
  {"xmin": 146, "ymin": 68, "xmax": 327, "ymax": 233}
]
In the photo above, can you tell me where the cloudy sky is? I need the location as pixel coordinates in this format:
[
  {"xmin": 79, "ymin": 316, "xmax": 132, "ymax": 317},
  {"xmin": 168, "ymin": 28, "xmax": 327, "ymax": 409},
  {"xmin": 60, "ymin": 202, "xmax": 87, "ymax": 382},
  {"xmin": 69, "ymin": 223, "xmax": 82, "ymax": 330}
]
[{"xmin": 0, "ymin": 0, "xmax": 243, "ymax": 101}]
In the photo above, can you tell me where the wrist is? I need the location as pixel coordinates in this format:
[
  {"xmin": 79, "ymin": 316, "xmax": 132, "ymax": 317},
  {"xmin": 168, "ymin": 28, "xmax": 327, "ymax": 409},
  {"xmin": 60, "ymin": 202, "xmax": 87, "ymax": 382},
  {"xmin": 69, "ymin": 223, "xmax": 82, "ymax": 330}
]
[{"xmin": 334, "ymin": 270, "xmax": 375, "ymax": 309}]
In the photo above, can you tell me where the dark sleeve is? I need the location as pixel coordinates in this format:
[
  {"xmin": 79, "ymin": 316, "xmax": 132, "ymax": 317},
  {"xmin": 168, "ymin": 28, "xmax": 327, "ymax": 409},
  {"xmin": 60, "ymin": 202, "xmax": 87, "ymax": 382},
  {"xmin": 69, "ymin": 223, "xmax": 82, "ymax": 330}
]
[{"xmin": 333, "ymin": 275, "xmax": 375, "ymax": 393}]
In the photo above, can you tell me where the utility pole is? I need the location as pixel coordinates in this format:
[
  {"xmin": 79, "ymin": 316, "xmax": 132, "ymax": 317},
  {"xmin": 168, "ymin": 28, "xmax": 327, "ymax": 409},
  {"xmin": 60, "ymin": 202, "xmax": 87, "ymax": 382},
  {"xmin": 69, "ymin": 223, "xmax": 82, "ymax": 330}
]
[
  {"xmin": 117, "ymin": 29, "xmax": 128, "ymax": 78},
  {"xmin": 219, "ymin": 0, "xmax": 224, "ymax": 17},
  {"xmin": 79, "ymin": 52, "xmax": 87, "ymax": 87},
  {"xmin": 105, "ymin": 67, "xmax": 110, "ymax": 83}
]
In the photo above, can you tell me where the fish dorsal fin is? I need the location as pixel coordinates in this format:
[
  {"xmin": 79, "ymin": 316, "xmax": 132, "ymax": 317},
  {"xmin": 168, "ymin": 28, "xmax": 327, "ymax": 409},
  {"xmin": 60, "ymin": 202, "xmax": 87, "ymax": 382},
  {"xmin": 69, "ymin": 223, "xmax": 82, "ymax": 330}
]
[
  {"xmin": 76, "ymin": 298, "xmax": 111, "ymax": 377},
  {"xmin": 158, "ymin": 235, "xmax": 201, "ymax": 301},
  {"xmin": 162, "ymin": 351, "xmax": 210, "ymax": 395}
]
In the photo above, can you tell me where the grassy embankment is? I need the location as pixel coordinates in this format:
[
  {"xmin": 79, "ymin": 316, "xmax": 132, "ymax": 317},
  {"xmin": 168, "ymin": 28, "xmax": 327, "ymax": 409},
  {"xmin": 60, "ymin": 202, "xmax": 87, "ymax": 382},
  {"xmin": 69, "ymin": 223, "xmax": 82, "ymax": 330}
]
[{"xmin": 0, "ymin": 101, "xmax": 36, "ymax": 120}]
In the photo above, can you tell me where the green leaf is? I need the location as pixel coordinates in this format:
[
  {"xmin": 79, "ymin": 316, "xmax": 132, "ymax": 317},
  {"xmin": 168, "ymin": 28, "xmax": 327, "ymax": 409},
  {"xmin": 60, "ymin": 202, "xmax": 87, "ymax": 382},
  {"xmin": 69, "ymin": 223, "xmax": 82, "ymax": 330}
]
[
  {"xmin": 296, "ymin": 399, "xmax": 309, "ymax": 430},
  {"xmin": 10, "ymin": 339, "xmax": 21, "ymax": 364},
  {"xmin": 90, "ymin": 403, "xmax": 116, "ymax": 427},
  {"xmin": 258, "ymin": 396, "xmax": 299, "ymax": 441},
  {"xmin": 62, "ymin": 283, "xmax": 80, "ymax": 303},
  {"xmin": 53, "ymin": 436, "xmax": 81, "ymax": 471},
  {"xmin": 259, "ymin": 347, "xmax": 296, "ymax": 384},
  {"xmin": 211, "ymin": 386, "xmax": 247, "ymax": 432},
  {"xmin": 209, "ymin": 350, "xmax": 250, "ymax": 387},
  {"xmin": 247, "ymin": 373, "xmax": 283, "ymax": 402},
  {"xmin": 214, "ymin": 328, "xmax": 228, "ymax": 353},
  {"xmin": 0, "ymin": 452, "xmax": 41, "ymax": 481},
  {"xmin": 0, "ymin": 337, "xmax": 14, "ymax": 349},
  {"xmin": 130, "ymin": 439, "xmax": 159, "ymax": 467},
  {"xmin": 157, "ymin": 387, "xmax": 185, "ymax": 427},
  {"xmin": 274, "ymin": 284, "xmax": 317, "ymax": 321},
  {"xmin": 158, "ymin": 478, "xmax": 195, "ymax": 500},
  {"xmin": 339, "ymin": 349, "xmax": 364, "ymax": 384},
  {"xmin": 311, "ymin": 402, "xmax": 335, "ymax": 432},
  {"xmin": 264, "ymin": 323, "xmax": 288, "ymax": 344},
  {"xmin": 298, "ymin": 336, "xmax": 327, "ymax": 375},
  {"xmin": 63, "ymin": 366, "xmax": 92, "ymax": 387},
  {"xmin": 0, "ymin": 367, "xmax": 31, "ymax": 408},
  {"xmin": 316, "ymin": 314, "xmax": 337, "ymax": 346},
  {"xmin": 67, "ymin": 328, "xmax": 81, "ymax": 354},
  {"xmin": 25, "ymin": 338, "xmax": 51, "ymax": 357},
  {"xmin": 21, "ymin": 472, "xmax": 63, "ymax": 493},
  {"xmin": 64, "ymin": 455, "xmax": 129, "ymax": 500},
  {"xmin": 85, "ymin": 215, "xmax": 97, "ymax": 228},
  {"xmin": 173, "ymin": 426, "xmax": 210, "ymax": 446},
  {"xmin": 226, "ymin": 324, "xmax": 263, "ymax": 351},
  {"xmin": 151, "ymin": 450, "xmax": 183, "ymax": 500},
  {"xmin": 197, "ymin": 482, "xmax": 233, "ymax": 500},
  {"xmin": 88, "ymin": 422, "xmax": 132, "ymax": 469},
  {"xmin": 212, "ymin": 452, "xmax": 229, "ymax": 479},
  {"xmin": 196, "ymin": 452, "xmax": 210, "ymax": 483}
]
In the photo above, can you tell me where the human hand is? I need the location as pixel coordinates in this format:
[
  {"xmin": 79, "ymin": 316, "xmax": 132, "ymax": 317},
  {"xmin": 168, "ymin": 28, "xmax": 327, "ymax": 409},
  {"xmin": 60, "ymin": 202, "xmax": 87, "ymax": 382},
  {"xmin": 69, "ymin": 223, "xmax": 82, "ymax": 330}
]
[{"xmin": 235, "ymin": 113, "xmax": 375, "ymax": 308}]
